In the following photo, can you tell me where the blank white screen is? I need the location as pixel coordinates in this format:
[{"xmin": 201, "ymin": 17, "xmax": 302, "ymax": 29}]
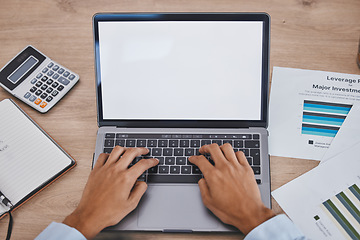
[{"xmin": 99, "ymin": 21, "xmax": 263, "ymax": 120}]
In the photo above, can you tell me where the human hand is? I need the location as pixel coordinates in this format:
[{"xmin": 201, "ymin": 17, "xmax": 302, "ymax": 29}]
[
  {"xmin": 189, "ymin": 143, "xmax": 275, "ymax": 235},
  {"xmin": 63, "ymin": 146, "xmax": 158, "ymax": 239}
]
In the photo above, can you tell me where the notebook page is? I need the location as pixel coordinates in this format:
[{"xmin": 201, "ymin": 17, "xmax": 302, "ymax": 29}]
[
  {"xmin": 0, "ymin": 204, "xmax": 8, "ymax": 215},
  {"xmin": 0, "ymin": 99, "xmax": 72, "ymax": 206}
]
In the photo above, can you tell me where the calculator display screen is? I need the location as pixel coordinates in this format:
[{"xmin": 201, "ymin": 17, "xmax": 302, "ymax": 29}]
[{"xmin": 8, "ymin": 56, "xmax": 38, "ymax": 84}]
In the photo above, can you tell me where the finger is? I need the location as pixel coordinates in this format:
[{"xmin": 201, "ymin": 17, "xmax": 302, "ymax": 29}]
[
  {"xmin": 106, "ymin": 146, "xmax": 127, "ymax": 165},
  {"xmin": 116, "ymin": 147, "xmax": 149, "ymax": 170},
  {"xmin": 199, "ymin": 143, "xmax": 227, "ymax": 167},
  {"xmin": 220, "ymin": 143, "xmax": 239, "ymax": 165},
  {"xmin": 93, "ymin": 153, "xmax": 109, "ymax": 170},
  {"xmin": 235, "ymin": 150, "xmax": 252, "ymax": 169},
  {"xmin": 198, "ymin": 178, "xmax": 212, "ymax": 206},
  {"xmin": 127, "ymin": 158, "xmax": 159, "ymax": 181},
  {"xmin": 128, "ymin": 181, "xmax": 148, "ymax": 206},
  {"xmin": 188, "ymin": 155, "xmax": 214, "ymax": 177}
]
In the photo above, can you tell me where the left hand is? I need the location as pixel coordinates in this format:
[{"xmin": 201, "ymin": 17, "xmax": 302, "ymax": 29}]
[{"xmin": 63, "ymin": 146, "xmax": 159, "ymax": 239}]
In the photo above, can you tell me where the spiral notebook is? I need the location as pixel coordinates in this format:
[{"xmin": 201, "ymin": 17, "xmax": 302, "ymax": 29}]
[{"xmin": 0, "ymin": 99, "xmax": 75, "ymax": 218}]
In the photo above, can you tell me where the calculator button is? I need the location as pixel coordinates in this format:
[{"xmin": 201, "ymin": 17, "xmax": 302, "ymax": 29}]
[
  {"xmin": 63, "ymin": 71, "xmax": 70, "ymax": 77},
  {"xmin": 47, "ymin": 70, "xmax": 54, "ymax": 76},
  {"xmin": 40, "ymin": 102, "xmax": 47, "ymax": 108},
  {"xmin": 53, "ymin": 73, "xmax": 59, "ymax": 79},
  {"xmin": 52, "ymin": 65, "xmax": 59, "ymax": 71},
  {"xmin": 30, "ymin": 87, "xmax": 37, "ymax": 93},
  {"xmin": 46, "ymin": 79, "xmax": 53, "ymax": 85},
  {"xmin": 29, "ymin": 95, "xmax": 37, "ymax": 102},
  {"xmin": 57, "ymin": 85, "xmax": 64, "ymax": 91},
  {"xmin": 58, "ymin": 68, "xmax": 65, "ymax": 74},
  {"xmin": 35, "ymin": 90, "xmax": 42, "ymax": 96},
  {"xmin": 46, "ymin": 96, "xmax": 53, "ymax": 102},
  {"xmin": 52, "ymin": 82, "xmax": 59, "ymax": 88},
  {"xmin": 40, "ymin": 93, "xmax": 48, "ymax": 99},
  {"xmin": 41, "ymin": 85, "xmax": 48, "ymax": 90},
  {"xmin": 35, "ymin": 82, "xmax": 42, "ymax": 87},
  {"xmin": 41, "ymin": 76, "xmax": 48, "ymax": 82},
  {"xmin": 46, "ymin": 87, "xmax": 53, "ymax": 93},
  {"xmin": 36, "ymin": 73, "xmax": 43, "ymax": 79},
  {"xmin": 42, "ymin": 68, "xmax": 48, "ymax": 73},
  {"xmin": 34, "ymin": 98, "xmax": 42, "ymax": 105},
  {"xmin": 52, "ymin": 90, "xmax": 59, "ymax": 96},
  {"xmin": 58, "ymin": 77, "xmax": 70, "ymax": 86},
  {"xmin": 24, "ymin": 92, "xmax": 31, "ymax": 99},
  {"xmin": 30, "ymin": 78, "xmax": 37, "ymax": 84},
  {"xmin": 47, "ymin": 62, "xmax": 54, "ymax": 68},
  {"xmin": 69, "ymin": 74, "xmax": 75, "ymax": 80}
]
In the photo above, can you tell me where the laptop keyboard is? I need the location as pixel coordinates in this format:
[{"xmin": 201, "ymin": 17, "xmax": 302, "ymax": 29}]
[{"xmin": 103, "ymin": 133, "xmax": 261, "ymax": 184}]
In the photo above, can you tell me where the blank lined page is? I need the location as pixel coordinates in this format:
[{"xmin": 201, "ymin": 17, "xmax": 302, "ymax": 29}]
[{"xmin": 0, "ymin": 99, "xmax": 72, "ymax": 205}]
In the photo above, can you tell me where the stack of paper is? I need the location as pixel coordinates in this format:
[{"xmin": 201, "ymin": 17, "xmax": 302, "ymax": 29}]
[{"xmin": 269, "ymin": 67, "xmax": 360, "ymax": 239}]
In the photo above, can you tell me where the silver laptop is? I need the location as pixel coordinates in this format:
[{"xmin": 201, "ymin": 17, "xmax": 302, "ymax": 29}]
[{"xmin": 92, "ymin": 12, "xmax": 271, "ymax": 232}]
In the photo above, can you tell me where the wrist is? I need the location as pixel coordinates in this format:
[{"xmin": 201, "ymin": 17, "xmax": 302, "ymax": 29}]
[
  {"xmin": 235, "ymin": 206, "xmax": 276, "ymax": 235},
  {"xmin": 63, "ymin": 209, "xmax": 103, "ymax": 239}
]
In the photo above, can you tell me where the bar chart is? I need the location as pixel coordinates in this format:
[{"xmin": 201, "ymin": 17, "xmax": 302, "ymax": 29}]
[
  {"xmin": 302, "ymin": 100, "xmax": 352, "ymax": 137},
  {"xmin": 321, "ymin": 184, "xmax": 360, "ymax": 239}
]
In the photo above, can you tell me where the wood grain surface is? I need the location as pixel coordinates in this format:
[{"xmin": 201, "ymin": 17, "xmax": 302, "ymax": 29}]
[{"xmin": 0, "ymin": 0, "xmax": 359, "ymax": 239}]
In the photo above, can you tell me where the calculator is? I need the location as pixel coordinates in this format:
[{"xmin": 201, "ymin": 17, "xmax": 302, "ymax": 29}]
[{"xmin": 0, "ymin": 45, "xmax": 79, "ymax": 113}]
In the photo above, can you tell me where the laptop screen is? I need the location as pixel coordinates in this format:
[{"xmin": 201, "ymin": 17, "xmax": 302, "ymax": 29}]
[{"xmin": 94, "ymin": 14, "xmax": 270, "ymax": 127}]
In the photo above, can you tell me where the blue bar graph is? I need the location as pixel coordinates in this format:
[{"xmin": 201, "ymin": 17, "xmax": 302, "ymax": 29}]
[{"xmin": 301, "ymin": 100, "xmax": 351, "ymax": 137}]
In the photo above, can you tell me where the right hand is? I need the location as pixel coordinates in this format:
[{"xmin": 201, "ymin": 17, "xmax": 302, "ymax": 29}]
[{"xmin": 189, "ymin": 143, "xmax": 275, "ymax": 235}]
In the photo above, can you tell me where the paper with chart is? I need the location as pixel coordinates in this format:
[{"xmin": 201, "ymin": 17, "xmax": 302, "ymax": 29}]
[
  {"xmin": 272, "ymin": 141, "xmax": 360, "ymax": 240},
  {"xmin": 268, "ymin": 67, "xmax": 360, "ymax": 160}
]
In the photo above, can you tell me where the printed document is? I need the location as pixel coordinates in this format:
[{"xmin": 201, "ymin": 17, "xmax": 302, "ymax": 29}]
[
  {"xmin": 272, "ymin": 141, "xmax": 360, "ymax": 240},
  {"xmin": 268, "ymin": 67, "xmax": 360, "ymax": 160},
  {"xmin": 322, "ymin": 103, "xmax": 360, "ymax": 162}
]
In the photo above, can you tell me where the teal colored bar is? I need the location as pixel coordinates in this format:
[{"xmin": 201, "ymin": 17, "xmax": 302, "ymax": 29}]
[
  {"xmin": 303, "ymin": 115, "xmax": 344, "ymax": 123},
  {"xmin": 301, "ymin": 130, "xmax": 336, "ymax": 137},
  {"xmin": 302, "ymin": 118, "xmax": 343, "ymax": 126},
  {"xmin": 304, "ymin": 106, "xmax": 350, "ymax": 115},
  {"xmin": 304, "ymin": 103, "xmax": 351, "ymax": 112},
  {"xmin": 302, "ymin": 127, "xmax": 338, "ymax": 134}
]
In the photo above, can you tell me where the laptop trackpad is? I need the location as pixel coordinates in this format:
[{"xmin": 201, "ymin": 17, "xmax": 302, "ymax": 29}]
[{"xmin": 138, "ymin": 184, "xmax": 219, "ymax": 230}]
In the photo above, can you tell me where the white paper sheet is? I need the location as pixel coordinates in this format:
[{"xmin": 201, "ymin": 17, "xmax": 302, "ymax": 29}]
[
  {"xmin": 322, "ymin": 103, "xmax": 360, "ymax": 162},
  {"xmin": 268, "ymin": 67, "xmax": 360, "ymax": 160},
  {"xmin": 272, "ymin": 142, "xmax": 360, "ymax": 240}
]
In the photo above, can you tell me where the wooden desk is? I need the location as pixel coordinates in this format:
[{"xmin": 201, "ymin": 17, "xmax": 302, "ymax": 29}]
[{"xmin": 0, "ymin": 0, "xmax": 359, "ymax": 239}]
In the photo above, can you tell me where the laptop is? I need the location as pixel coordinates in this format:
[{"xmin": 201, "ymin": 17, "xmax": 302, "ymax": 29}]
[{"xmin": 92, "ymin": 12, "xmax": 270, "ymax": 232}]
